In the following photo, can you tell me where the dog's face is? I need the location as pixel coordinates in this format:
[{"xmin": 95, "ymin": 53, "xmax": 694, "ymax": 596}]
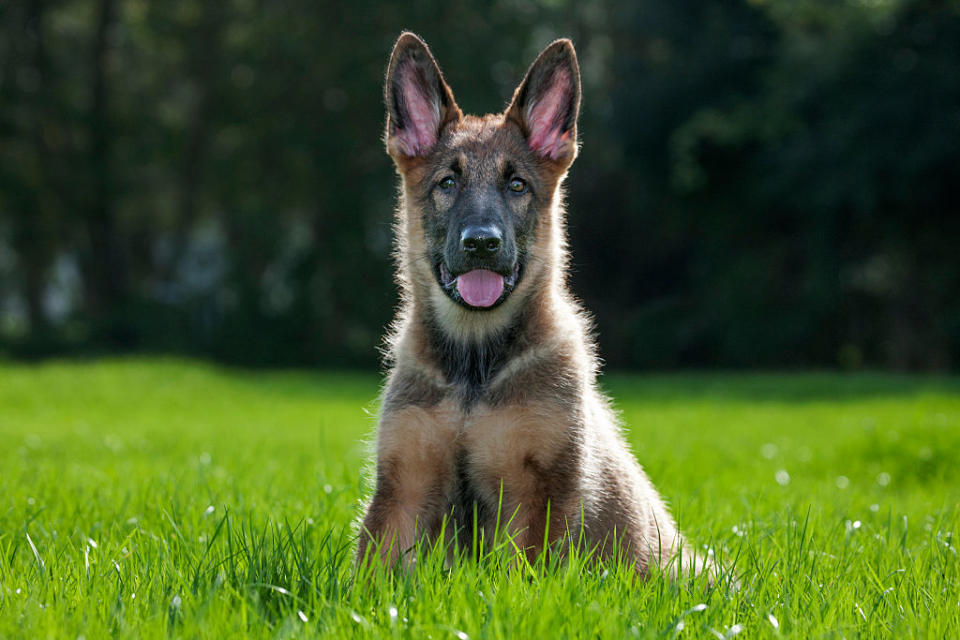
[{"xmin": 384, "ymin": 34, "xmax": 580, "ymax": 315}]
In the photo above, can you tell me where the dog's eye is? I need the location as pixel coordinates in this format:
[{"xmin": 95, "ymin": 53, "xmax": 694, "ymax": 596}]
[
  {"xmin": 507, "ymin": 178, "xmax": 527, "ymax": 193},
  {"xmin": 438, "ymin": 176, "xmax": 456, "ymax": 191}
]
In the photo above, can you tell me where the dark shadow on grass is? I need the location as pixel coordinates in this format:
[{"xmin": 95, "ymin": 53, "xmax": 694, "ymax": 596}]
[{"xmin": 601, "ymin": 371, "xmax": 960, "ymax": 404}]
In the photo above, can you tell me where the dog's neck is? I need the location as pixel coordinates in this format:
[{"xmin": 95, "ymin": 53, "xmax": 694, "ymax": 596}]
[{"xmin": 417, "ymin": 286, "xmax": 551, "ymax": 402}]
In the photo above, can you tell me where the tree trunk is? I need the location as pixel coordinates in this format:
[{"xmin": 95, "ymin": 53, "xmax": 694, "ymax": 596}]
[
  {"xmin": 164, "ymin": 3, "xmax": 224, "ymax": 283},
  {"xmin": 83, "ymin": 0, "xmax": 126, "ymax": 331},
  {"xmin": 15, "ymin": 0, "xmax": 53, "ymax": 336}
]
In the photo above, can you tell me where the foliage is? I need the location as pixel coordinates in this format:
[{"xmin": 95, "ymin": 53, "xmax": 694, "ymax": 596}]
[
  {"xmin": 1, "ymin": 359, "xmax": 958, "ymax": 637},
  {"xmin": 0, "ymin": 0, "xmax": 958, "ymax": 369}
]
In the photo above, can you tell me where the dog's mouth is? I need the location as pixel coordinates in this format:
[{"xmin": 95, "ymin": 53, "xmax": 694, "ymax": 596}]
[{"xmin": 436, "ymin": 261, "xmax": 522, "ymax": 310}]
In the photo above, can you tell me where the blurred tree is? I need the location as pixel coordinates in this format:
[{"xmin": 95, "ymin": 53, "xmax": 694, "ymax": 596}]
[
  {"xmin": 655, "ymin": 0, "xmax": 960, "ymax": 369},
  {"xmin": 0, "ymin": 0, "xmax": 957, "ymax": 369}
]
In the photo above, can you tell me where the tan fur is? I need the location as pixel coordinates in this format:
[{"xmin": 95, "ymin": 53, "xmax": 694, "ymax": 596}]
[
  {"xmin": 358, "ymin": 33, "xmax": 707, "ymax": 581},
  {"xmin": 461, "ymin": 402, "xmax": 581, "ymax": 560},
  {"xmin": 357, "ymin": 400, "xmax": 459, "ymax": 565}
]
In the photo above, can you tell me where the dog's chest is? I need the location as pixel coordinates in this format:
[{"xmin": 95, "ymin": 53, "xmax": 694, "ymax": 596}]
[
  {"xmin": 437, "ymin": 342, "xmax": 506, "ymax": 404},
  {"xmin": 428, "ymin": 315, "xmax": 530, "ymax": 404}
]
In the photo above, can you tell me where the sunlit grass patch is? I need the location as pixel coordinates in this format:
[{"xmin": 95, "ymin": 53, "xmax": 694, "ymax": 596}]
[{"xmin": 0, "ymin": 359, "xmax": 957, "ymax": 637}]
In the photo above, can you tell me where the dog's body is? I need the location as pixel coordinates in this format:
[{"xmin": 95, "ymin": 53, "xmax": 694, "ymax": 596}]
[{"xmin": 358, "ymin": 33, "xmax": 696, "ymax": 577}]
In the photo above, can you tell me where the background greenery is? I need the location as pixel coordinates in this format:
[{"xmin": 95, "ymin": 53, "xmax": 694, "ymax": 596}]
[
  {"xmin": 2, "ymin": 0, "xmax": 959, "ymax": 369},
  {"xmin": 1, "ymin": 359, "xmax": 957, "ymax": 637}
]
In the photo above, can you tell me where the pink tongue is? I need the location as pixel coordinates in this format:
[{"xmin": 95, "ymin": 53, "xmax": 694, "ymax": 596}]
[{"xmin": 456, "ymin": 269, "xmax": 504, "ymax": 308}]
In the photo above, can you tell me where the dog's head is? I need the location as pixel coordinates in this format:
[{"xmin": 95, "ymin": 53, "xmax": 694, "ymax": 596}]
[{"xmin": 384, "ymin": 33, "xmax": 580, "ymax": 334}]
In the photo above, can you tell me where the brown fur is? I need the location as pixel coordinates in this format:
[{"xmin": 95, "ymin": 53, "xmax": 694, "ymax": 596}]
[{"xmin": 357, "ymin": 32, "xmax": 702, "ymax": 579}]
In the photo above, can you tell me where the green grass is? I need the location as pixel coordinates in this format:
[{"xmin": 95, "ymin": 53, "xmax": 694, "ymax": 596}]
[{"xmin": 1, "ymin": 359, "xmax": 958, "ymax": 638}]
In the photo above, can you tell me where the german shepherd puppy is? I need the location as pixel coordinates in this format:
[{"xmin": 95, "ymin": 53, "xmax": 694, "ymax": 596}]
[{"xmin": 358, "ymin": 32, "xmax": 700, "ymax": 578}]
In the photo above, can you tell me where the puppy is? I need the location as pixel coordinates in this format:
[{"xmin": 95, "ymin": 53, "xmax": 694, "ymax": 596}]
[{"xmin": 358, "ymin": 32, "xmax": 702, "ymax": 579}]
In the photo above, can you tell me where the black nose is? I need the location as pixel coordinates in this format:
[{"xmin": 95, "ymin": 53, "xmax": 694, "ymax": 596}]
[{"xmin": 460, "ymin": 225, "xmax": 502, "ymax": 257}]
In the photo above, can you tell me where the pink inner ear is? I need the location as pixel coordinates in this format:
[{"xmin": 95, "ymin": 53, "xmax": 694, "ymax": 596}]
[
  {"xmin": 393, "ymin": 63, "xmax": 441, "ymax": 156},
  {"xmin": 526, "ymin": 69, "xmax": 573, "ymax": 160}
]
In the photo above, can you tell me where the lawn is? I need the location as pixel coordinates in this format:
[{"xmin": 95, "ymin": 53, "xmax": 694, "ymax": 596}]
[{"xmin": 0, "ymin": 359, "xmax": 958, "ymax": 638}]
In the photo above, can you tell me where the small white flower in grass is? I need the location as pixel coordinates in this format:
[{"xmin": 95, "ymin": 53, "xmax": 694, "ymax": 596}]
[
  {"xmin": 760, "ymin": 443, "xmax": 778, "ymax": 459},
  {"xmin": 853, "ymin": 520, "xmax": 861, "ymax": 529},
  {"xmin": 204, "ymin": 505, "xmax": 215, "ymax": 517},
  {"xmin": 836, "ymin": 476, "xmax": 849, "ymax": 489},
  {"xmin": 679, "ymin": 603, "xmax": 707, "ymax": 619},
  {"xmin": 675, "ymin": 620, "xmax": 685, "ymax": 632},
  {"xmin": 870, "ymin": 504, "xmax": 880, "ymax": 513},
  {"xmin": 775, "ymin": 470, "xmax": 790, "ymax": 486},
  {"xmin": 455, "ymin": 632, "xmax": 469, "ymax": 640},
  {"xmin": 171, "ymin": 594, "xmax": 182, "ymax": 610},
  {"xmin": 876, "ymin": 472, "xmax": 891, "ymax": 487},
  {"xmin": 388, "ymin": 606, "xmax": 398, "ymax": 622},
  {"xmin": 297, "ymin": 610, "xmax": 308, "ymax": 623},
  {"xmin": 323, "ymin": 484, "xmax": 333, "ymax": 494},
  {"xmin": 725, "ymin": 624, "xmax": 743, "ymax": 638},
  {"xmin": 27, "ymin": 497, "xmax": 35, "ymax": 506},
  {"xmin": 87, "ymin": 538, "xmax": 98, "ymax": 549},
  {"xmin": 767, "ymin": 613, "xmax": 779, "ymax": 630}
]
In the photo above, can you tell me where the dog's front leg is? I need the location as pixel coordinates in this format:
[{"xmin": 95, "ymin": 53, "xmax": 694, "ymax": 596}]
[
  {"xmin": 465, "ymin": 403, "xmax": 581, "ymax": 564},
  {"xmin": 357, "ymin": 401, "xmax": 458, "ymax": 568}
]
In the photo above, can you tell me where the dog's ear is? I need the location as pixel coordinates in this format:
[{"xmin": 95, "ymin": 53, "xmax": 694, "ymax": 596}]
[
  {"xmin": 384, "ymin": 33, "xmax": 461, "ymax": 159},
  {"xmin": 505, "ymin": 39, "xmax": 581, "ymax": 164}
]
